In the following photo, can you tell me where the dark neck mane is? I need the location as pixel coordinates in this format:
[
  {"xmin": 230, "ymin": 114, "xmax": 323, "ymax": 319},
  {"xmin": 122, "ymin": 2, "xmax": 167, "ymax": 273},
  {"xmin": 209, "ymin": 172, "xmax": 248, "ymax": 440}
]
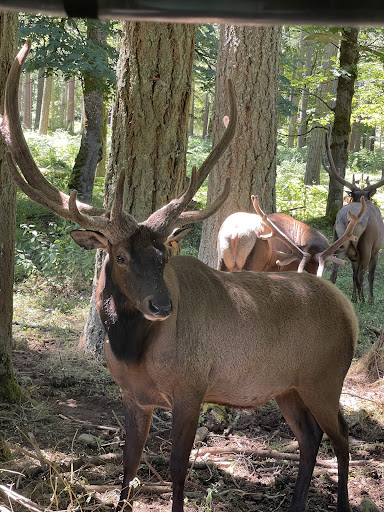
[{"xmin": 97, "ymin": 259, "xmax": 153, "ymax": 362}]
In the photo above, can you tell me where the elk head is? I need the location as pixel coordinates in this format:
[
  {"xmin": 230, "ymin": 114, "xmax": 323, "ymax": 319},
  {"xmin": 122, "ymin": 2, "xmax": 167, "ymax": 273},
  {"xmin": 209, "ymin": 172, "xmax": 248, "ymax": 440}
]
[
  {"xmin": 0, "ymin": 39, "xmax": 237, "ymax": 322},
  {"xmin": 323, "ymin": 129, "xmax": 384, "ymax": 201}
]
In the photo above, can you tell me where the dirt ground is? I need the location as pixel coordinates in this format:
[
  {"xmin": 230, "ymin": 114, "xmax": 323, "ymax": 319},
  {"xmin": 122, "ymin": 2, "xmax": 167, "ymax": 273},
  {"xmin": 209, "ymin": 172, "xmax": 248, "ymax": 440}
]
[{"xmin": 1, "ymin": 301, "xmax": 384, "ymax": 512}]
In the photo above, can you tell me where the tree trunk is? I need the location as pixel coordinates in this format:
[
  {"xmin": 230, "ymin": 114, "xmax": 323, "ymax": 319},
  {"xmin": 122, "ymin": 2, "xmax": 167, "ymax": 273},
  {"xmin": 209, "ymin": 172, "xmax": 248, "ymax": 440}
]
[
  {"xmin": 326, "ymin": 27, "xmax": 359, "ymax": 221},
  {"xmin": 95, "ymin": 102, "xmax": 108, "ymax": 178},
  {"xmin": 66, "ymin": 77, "xmax": 75, "ymax": 132},
  {"xmin": 0, "ymin": 11, "xmax": 22, "ymax": 404},
  {"xmin": 305, "ymin": 42, "xmax": 338, "ymax": 185},
  {"xmin": 202, "ymin": 92, "xmax": 210, "ymax": 138},
  {"xmin": 287, "ymin": 31, "xmax": 305, "ymax": 148},
  {"xmin": 297, "ymin": 38, "xmax": 313, "ymax": 149},
  {"xmin": 189, "ymin": 82, "xmax": 195, "ymax": 136},
  {"xmin": 350, "ymin": 122, "xmax": 361, "ymax": 152},
  {"xmin": 23, "ymin": 71, "xmax": 32, "ymax": 129},
  {"xmin": 39, "ymin": 74, "xmax": 53, "ymax": 135},
  {"xmin": 68, "ymin": 21, "xmax": 107, "ymax": 203},
  {"xmin": 198, "ymin": 25, "xmax": 281, "ymax": 268},
  {"xmin": 34, "ymin": 67, "xmax": 44, "ymax": 130},
  {"xmin": 82, "ymin": 22, "xmax": 196, "ymax": 355}
]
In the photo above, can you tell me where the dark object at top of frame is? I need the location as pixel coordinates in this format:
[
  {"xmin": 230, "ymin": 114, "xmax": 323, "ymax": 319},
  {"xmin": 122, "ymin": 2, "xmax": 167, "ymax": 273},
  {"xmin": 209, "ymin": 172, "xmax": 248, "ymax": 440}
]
[{"xmin": 0, "ymin": 0, "xmax": 384, "ymax": 24}]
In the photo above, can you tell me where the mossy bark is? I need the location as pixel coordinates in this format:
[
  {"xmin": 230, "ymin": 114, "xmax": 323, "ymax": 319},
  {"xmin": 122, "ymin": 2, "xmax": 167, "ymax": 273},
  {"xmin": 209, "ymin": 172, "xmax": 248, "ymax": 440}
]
[
  {"xmin": 325, "ymin": 28, "xmax": 359, "ymax": 222},
  {"xmin": 68, "ymin": 21, "xmax": 107, "ymax": 203},
  {"xmin": 0, "ymin": 12, "xmax": 23, "ymax": 404}
]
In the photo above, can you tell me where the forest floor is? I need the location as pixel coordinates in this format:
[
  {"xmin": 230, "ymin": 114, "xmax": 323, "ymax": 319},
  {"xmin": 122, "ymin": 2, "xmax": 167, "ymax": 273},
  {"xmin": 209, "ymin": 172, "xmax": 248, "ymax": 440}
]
[{"xmin": 1, "ymin": 280, "xmax": 384, "ymax": 512}]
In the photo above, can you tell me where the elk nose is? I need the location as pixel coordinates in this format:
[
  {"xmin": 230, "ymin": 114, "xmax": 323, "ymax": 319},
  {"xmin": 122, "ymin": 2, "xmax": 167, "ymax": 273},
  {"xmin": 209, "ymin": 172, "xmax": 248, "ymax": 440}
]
[{"xmin": 148, "ymin": 299, "xmax": 173, "ymax": 318}]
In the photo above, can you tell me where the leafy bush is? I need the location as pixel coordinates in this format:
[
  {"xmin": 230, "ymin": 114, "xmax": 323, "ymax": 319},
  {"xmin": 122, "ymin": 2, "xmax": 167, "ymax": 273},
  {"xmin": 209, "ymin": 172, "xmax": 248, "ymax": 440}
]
[{"xmin": 25, "ymin": 129, "xmax": 80, "ymax": 170}]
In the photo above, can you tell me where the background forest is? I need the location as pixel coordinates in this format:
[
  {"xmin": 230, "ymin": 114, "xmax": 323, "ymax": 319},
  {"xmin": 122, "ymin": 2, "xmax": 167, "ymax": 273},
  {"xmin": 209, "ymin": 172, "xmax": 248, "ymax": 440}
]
[{"xmin": 1, "ymin": 15, "xmax": 384, "ymax": 512}]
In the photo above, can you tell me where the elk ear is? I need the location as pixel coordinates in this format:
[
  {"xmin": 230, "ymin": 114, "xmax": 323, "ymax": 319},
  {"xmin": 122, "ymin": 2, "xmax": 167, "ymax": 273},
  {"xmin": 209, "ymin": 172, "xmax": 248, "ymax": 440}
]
[{"xmin": 70, "ymin": 230, "xmax": 108, "ymax": 250}]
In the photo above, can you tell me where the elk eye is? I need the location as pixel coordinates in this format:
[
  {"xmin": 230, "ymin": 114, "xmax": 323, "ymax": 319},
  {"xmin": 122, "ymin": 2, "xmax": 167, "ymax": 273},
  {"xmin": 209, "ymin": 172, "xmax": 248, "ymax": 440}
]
[{"xmin": 116, "ymin": 254, "xmax": 125, "ymax": 264}]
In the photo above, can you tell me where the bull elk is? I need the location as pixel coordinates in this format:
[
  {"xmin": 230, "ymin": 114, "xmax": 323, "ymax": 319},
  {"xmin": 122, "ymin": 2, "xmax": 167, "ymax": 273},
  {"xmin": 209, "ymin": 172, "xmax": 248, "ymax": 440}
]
[
  {"xmin": 323, "ymin": 130, "xmax": 384, "ymax": 302},
  {"xmin": 1, "ymin": 41, "xmax": 359, "ymax": 512},
  {"xmin": 217, "ymin": 196, "xmax": 364, "ymax": 277}
]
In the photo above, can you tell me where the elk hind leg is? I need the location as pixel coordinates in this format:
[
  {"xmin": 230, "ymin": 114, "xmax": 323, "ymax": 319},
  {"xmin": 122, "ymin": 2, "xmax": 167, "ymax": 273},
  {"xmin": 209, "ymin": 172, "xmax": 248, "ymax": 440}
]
[
  {"xmin": 301, "ymin": 396, "xmax": 351, "ymax": 512},
  {"xmin": 275, "ymin": 389, "xmax": 323, "ymax": 512},
  {"xmin": 368, "ymin": 253, "xmax": 378, "ymax": 304}
]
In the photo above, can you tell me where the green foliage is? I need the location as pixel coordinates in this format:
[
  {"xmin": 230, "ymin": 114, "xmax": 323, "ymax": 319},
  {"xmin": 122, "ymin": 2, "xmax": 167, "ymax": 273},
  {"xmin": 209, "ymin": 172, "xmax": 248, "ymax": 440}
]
[
  {"xmin": 14, "ymin": 131, "xmax": 102, "ymax": 286},
  {"xmin": 349, "ymin": 148, "xmax": 384, "ymax": 175},
  {"xmin": 19, "ymin": 15, "xmax": 120, "ymax": 95},
  {"xmin": 23, "ymin": 129, "xmax": 80, "ymax": 170},
  {"xmin": 194, "ymin": 24, "xmax": 219, "ymax": 92}
]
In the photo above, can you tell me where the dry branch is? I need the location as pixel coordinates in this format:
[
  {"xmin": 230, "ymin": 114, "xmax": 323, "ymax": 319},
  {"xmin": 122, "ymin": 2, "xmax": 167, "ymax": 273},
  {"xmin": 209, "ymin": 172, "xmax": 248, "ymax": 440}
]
[{"xmin": 0, "ymin": 486, "xmax": 45, "ymax": 512}]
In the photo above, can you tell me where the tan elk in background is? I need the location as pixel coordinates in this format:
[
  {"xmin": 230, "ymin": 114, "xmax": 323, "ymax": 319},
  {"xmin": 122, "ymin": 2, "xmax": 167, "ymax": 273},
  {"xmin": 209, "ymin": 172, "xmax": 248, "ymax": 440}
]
[
  {"xmin": 323, "ymin": 130, "xmax": 384, "ymax": 302},
  {"xmin": 1, "ymin": 41, "xmax": 359, "ymax": 512},
  {"xmin": 217, "ymin": 195, "xmax": 364, "ymax": 277}
]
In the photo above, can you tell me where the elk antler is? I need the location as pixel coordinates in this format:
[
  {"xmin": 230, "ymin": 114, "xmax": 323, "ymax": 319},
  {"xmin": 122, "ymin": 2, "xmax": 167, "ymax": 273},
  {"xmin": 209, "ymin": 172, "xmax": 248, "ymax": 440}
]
[
  {"xmin": 143, "ymin": 79, "xmax": 237, "ymax": 237},
  {"xmin": 0, "ymin": 39, "xmax": 138, "ymax": 243},
  {"xmin": 322, "ymin": 129, "xmax": 384, "ymax": 194},
  {"xmin": 251, "ymin": 196, "xmax": 312, "ymax": 272},
  {"xmin": 314, "ymin": 196, "xmax": 366, "ymax": 277},
  {"xmin": 322, "ymin": 129, "xmax": 359, "ymax": 192}
]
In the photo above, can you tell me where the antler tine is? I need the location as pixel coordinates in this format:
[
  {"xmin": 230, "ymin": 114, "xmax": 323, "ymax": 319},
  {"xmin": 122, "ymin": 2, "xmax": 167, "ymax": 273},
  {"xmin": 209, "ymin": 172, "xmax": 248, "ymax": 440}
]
[
  {"xmin": 173, "ymin": 178, "xmax": 231, "ymax": 227},
  {"xmin": 363, "ymin": 167, "xmax": 384, "ymax": 193},
  {"xmin": 0, "ymin": 40, "xmax": 106, "ymax": 221},
  {"xmin": 315, "ymin": 197, "xmax": 366, "ymax": 277},
  {"xmin": 322, "ymin": 129, "xmax": 359, "ymax": 192},
  {"xmin": 251, "ymin": 195, "xmax": 311, "ymax": 271}
]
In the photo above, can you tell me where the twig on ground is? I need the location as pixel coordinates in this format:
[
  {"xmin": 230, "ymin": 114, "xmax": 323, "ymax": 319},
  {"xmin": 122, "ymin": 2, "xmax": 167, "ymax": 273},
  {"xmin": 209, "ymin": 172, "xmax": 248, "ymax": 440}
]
[
  {"xmin": 58, "ymin": 413, "xmax": 120, "ymax": 432},
  {"xmin": 0, "ymin": 485, "xmax": 45, "ymax": 512}
]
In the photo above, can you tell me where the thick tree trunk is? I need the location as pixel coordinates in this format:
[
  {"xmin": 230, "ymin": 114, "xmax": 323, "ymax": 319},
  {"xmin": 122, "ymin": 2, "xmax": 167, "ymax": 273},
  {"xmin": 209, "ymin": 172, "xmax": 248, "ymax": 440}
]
[
  {"xmin": 39, "ymin": 74, "xmax": 53, "ymax": 135},
  {"xmin": 0, "ymin": 11, "xmax": 22, "ymax": 404},
  {"xmin": 198, "ymin": 25, "xmax": 281, "ymax": 268},
  {"xmin": 326, "ymin": 28, "xmax": 359, "ymax": 221},
  {"xmin": 82, "ymin": 22, "xmax": 196, "ymax": 354},
  {"xmin": 305, "ymin": 42, "xmax": 338, "ymax": 185}
]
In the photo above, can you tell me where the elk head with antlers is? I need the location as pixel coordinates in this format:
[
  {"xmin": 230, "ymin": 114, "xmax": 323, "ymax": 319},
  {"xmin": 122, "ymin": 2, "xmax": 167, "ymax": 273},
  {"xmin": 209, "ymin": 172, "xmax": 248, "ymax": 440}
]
[{"xmin": 323, "ymin": 129, "xmax": 384, "ymax": 302}]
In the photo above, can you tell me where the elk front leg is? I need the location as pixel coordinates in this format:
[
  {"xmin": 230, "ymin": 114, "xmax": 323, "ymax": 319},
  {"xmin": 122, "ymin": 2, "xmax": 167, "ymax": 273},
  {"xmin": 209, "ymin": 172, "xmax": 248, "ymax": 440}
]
[
  {"xmin": 170, "ymin": 400, "xmax": 201, "ymax": 512},
  {"xmin": 116, "ymin": 400, "xmax": 153, "ymax": 511}
]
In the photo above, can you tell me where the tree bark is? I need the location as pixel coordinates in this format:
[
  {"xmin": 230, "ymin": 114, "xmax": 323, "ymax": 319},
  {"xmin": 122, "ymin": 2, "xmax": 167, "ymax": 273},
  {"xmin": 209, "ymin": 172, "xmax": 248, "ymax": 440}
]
[
  {"xmin": 304, "ymin": 42, "xmax": 338, "ymax": 185},
  {"xmin": 34, "ymin": 67, "xmax": 44, "ymax": 130},
  {"xmin": 198, "ymin": 25, "xmax": 281, "ymax": 268},
  {"xmin": 66, "ymin": 77, "xmax": 75, "ymax": 132},
  {"xmin": 68, "ymin": 20, "xmax": 107, "ymax": 203},
  {"xmin": 297, "ymin": 37, "xmax": 313, "ymax": 149},
  {"xmin": 326, "ymin": 28, "xmax": 359, "ymax": 221},
  {"xmin": 82, "ymin": 22, "xmax": 196, "ymax": 354},
  {"xmin": 0, "ymin": 11, "xmax": 22, "ymax": 403},
  {"xmin": 202, "ymin": 93, "xmax": 210, "ymax": 139},
  {"xmin": 39, "ymin": 74, "xmax": 53, "ymax": 135}
]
